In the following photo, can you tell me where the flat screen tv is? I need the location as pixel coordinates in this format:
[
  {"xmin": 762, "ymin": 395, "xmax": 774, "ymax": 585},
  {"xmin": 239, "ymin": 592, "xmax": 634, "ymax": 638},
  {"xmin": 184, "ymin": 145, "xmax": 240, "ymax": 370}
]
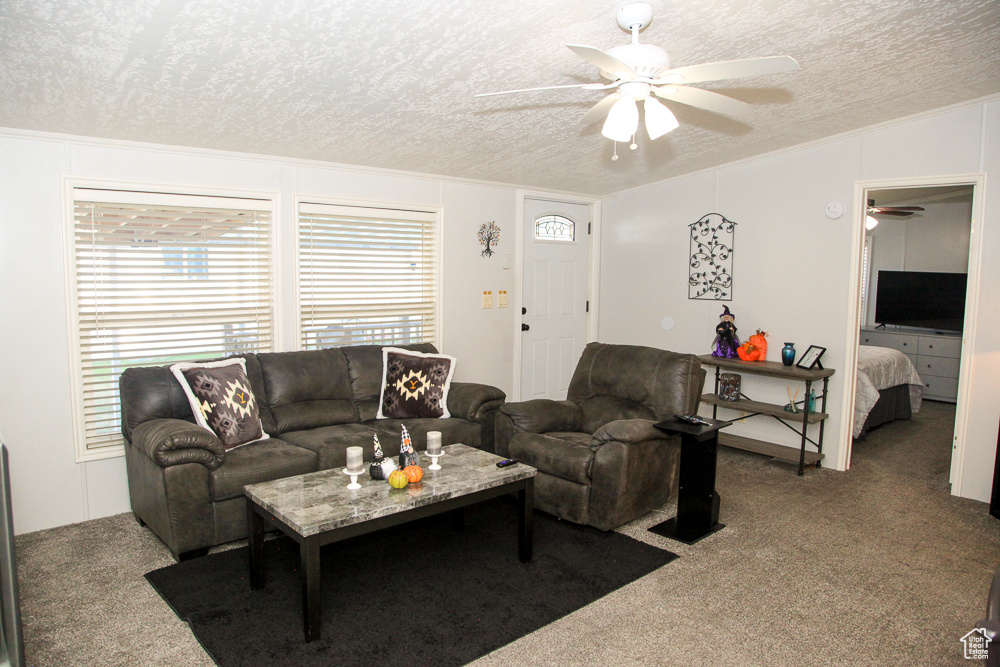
[{"xmin": 874, "ymin": 270, "xmax": 967, "ymax": 333}]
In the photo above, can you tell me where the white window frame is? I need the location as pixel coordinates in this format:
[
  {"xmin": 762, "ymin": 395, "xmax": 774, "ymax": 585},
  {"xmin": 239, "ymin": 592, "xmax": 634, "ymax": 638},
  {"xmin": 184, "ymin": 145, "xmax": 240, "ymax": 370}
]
[
  {"xmin": 64, "ymin": 180, "xmax": 279, "ymax": 462},
  {"xmin": 294, "ymin": 197, "xmax": 443, "ymax": 351}
]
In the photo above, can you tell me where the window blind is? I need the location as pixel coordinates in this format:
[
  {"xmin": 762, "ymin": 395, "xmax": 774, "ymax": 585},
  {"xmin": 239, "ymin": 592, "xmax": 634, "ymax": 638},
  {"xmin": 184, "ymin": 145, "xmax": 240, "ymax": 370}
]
[
  {"xmin": 860, "ymin": 236, "xmax": 873, "ymax": 324},
  {"xmin": 70, "ymin": 189, "xmax": 274, "ymax": 457},
  {"xmin": 298, "ymin": 202, "xmax": 438, "ymax": 350}
]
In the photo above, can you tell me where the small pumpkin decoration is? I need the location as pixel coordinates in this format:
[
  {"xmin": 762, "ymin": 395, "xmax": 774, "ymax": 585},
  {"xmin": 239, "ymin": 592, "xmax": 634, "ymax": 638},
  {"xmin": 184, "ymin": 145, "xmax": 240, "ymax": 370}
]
[
  {"xmin": 388, "ymin": 469, "xmax": 409, "ymax": 489},
  {"xmin": 736, "ymin": 329, "xmax": 768, "ymax": 362},
  {"xmin": 403, "ymin": 464, "xmax": 423, "ymax": 483},
  {"xmin": 398, "ymin": 425, "xmax": 420, "ymax": 468}
]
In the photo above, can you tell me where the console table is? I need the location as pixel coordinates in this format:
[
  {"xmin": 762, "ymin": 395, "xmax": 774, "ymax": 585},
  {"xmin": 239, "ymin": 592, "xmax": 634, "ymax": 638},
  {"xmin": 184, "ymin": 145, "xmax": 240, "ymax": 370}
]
[{"xmin": 697, "ymin": 355, "xmax": 835, "ymax": 476}]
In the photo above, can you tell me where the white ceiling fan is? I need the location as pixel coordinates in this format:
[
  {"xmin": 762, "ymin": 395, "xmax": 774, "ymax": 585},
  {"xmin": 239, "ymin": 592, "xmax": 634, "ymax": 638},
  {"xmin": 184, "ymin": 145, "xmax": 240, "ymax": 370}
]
[{"xmin": 476, "ymin": 2, "xmax": 799, "ymax": 155}]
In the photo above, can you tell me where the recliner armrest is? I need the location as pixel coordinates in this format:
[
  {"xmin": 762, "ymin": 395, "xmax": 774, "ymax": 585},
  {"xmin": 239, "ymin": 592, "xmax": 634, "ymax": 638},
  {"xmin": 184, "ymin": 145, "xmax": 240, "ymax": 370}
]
[
  {"xmin": 130, "ymin": 419, "xmax": 225, "ymax": 470},
  {"xmin": 499, "ymin": 400, "xmax": 582, "ymax": 433},
  {"xmin": 592, "ymin": 419, "xmax": 674, "ymax": 445},
  {"xmin": 447, "ymin": 382, "xmax": 506, "ymax": 421}
]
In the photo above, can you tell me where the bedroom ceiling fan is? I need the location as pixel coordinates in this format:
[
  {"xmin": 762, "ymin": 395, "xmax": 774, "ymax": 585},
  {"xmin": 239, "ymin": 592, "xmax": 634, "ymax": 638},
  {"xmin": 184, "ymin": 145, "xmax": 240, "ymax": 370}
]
[
  {"xmin": 475, "ymin": 2, "xmax": 799, "ymax": 158},
  {"xmin": 866, "ymin": 198, "xmax": 925, "ymax": 230}
]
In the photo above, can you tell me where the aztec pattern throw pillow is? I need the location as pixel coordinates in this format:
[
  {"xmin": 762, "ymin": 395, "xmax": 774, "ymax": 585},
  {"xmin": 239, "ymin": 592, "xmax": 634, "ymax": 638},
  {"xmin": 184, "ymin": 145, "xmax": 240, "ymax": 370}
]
[
  {"xmin": 377, "ymin": 347, "xmax": 456, "ymax": 419},
  {"xmin": 170, "ymin": 358, "xmax": 269, "ymax": 450}
]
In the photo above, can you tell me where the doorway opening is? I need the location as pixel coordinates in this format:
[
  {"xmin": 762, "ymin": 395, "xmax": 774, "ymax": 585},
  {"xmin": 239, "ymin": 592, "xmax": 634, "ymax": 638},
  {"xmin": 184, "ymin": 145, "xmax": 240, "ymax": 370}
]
[{"xmin": 843, "ymin": 176, "xmax": 984, "ymax": 496}]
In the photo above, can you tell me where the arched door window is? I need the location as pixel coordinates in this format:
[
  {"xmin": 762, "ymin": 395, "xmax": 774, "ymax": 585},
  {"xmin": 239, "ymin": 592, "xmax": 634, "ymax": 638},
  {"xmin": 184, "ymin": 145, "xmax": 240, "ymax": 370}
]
[{"xmin": 534, "ymin": 214, "xmax": 575, "ymax": 242}]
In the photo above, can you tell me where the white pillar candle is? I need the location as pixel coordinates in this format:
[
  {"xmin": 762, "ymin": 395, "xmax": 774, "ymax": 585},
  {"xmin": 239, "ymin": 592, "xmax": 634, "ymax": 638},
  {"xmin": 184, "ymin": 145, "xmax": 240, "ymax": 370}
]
[
  {"xmin": 426, "ymin": 431, "xmax": 442, "ymax": 455},
  {"xmin": 346, "ymin": 446, "xmax": 363, "ymax": 473}
]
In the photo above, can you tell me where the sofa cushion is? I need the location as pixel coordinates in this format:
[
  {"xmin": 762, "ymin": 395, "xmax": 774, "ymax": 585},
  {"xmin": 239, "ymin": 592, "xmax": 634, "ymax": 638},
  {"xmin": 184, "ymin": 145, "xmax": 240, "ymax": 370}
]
[
  {"xmin": 508, "ymin": 431, "xmax": 596, "ymax": 485},
  {"xmin": 370, "ymin": 418, "xmax": 481, "ymax": 451},
  {"xmin": 119, "ymin": 353, "xmax": 276, "ymax": 442},
  {"xmin": 567, "ymin": 342, "xmax": 701, "ymax": 421},
  {"xmin": 578, "ymin": 395, "xmax": 656, "ymax": 435},
  {"xmin": 281, "ymin": 418, "xmax": 480, "ymax": 470},
  {"xmin": 280, "ymin": 423, "xmax": 388, "ymax": 470},
  {"xmin": 170, "ymin": 358, "xmax": 268, "ymax": 450},
  {"xmin": 258, "ymin": 348, "xmax": 358, "ymax": 433},
  {"xmin": 341, "ymin": 344, "xmax": 439, "ymax": 419},
  {"xmin": 208, "ymin": 438, "xmax": 318, "ymax": 501},
  {"xmin": 377, "ymin": 347, "xmax": 456, "ymax": 419}
]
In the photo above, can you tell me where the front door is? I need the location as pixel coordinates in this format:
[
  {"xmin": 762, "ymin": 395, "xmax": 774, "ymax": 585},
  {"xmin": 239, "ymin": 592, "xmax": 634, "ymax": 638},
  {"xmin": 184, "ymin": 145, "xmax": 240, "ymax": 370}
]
[{"xmin": 519, "ymin": 198, "xmax": 590, "ymax": 400}]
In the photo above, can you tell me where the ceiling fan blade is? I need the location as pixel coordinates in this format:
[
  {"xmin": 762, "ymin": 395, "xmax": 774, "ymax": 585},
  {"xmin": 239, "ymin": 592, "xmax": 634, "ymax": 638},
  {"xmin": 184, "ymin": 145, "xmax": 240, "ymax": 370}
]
[
  {"xmin": 566, "ymin": 44, "xmax": 638, "ymax": 79},
  {"xmin": 652, "ymin": 85, "xmax": 752, "ymax": 117},
  {"xmin": 654, "ymin": 55, "xmax": 799, "ymax": 84},
  {"xmin": 474, "ymin": 82, "xmax": 612, "ymax": 98},
  {"xmin": 580, "ymin": 93, "xmax": 619, "ymax": 125},
  {"xmin": 870, "ymin": 210, "xmax": 914, "ymax": 217}
]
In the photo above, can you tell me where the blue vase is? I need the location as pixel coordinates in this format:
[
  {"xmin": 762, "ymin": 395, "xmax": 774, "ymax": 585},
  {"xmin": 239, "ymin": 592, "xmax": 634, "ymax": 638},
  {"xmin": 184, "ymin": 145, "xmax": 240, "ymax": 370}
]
[{"xmin": 781, "ymin": 343, "xmax": 795, "ymax": 366}]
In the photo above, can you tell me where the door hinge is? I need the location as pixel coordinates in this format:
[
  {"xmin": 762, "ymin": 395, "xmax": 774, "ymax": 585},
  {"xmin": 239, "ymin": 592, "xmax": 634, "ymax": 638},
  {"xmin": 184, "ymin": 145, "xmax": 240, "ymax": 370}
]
[
  {"xmin": 588, "ymin": 222, "xmax": 592, "ymax": 234},
  {"xmin": 586, "ymin": 300, "xmax": 590, "ymax": 313}
]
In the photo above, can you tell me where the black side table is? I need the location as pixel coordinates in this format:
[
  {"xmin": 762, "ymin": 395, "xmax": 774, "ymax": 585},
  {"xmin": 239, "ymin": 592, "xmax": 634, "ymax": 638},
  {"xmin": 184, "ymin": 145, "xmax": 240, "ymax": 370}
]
[{"xmin": 648, "ymin": 417, "xmax": 730, "ymax": 545}]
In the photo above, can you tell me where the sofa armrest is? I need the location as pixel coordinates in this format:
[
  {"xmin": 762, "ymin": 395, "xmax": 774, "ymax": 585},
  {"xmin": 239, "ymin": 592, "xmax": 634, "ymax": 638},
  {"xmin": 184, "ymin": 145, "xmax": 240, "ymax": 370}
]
[
  {"xmin": 592, "ymin": 419, "xmax": 675, "ymax": 445},
  {"xmin": 131, "ymin": 419, "xmax": 225, "ymax": 470},
  {"xmin": 448, "ymin": 382, "xmax": 506, "ymax": 421},
  {"xmin": 499, "ymin": 400, "xmax": 582, "ymax": 434}
]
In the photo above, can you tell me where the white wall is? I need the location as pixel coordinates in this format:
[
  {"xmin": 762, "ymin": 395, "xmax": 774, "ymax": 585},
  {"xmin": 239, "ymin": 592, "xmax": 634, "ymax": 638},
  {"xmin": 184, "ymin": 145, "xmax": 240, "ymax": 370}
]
[
  {"xmin": 599, "ymin": 99, "xmax": 1000, "ymax": 503},
  {"xmin": 0, "ymin": 133, "xmax": 536, "ymax": 534}
]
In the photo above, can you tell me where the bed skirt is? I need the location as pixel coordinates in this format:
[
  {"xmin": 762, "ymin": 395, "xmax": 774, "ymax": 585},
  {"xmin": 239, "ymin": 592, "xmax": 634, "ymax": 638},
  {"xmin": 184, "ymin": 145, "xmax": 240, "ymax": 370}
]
[{"xmin": 857, "ymin": 384, "xmax": 912, "ymax": 438}]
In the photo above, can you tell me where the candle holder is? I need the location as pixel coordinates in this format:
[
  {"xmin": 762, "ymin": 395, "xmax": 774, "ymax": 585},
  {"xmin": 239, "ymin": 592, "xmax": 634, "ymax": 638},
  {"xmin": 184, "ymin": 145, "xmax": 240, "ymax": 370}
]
[
  {"xmin": 342, "ymin": 468, "xmax": 363, "ymax": 489},
  {"xmin": 424, "ymin": 450, "xmax": 445, "ymax": 470}
]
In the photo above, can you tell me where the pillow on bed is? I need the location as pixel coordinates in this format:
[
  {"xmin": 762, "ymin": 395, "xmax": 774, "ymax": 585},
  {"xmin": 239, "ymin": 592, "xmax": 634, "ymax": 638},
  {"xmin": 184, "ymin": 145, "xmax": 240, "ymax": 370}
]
[
  {"xmin": 170, "ymin": 358, "xmax": 269, "ymax": 450},
  {"xmin": 377, "ymin": 347, "xmax": 456, "ymax": 419}
]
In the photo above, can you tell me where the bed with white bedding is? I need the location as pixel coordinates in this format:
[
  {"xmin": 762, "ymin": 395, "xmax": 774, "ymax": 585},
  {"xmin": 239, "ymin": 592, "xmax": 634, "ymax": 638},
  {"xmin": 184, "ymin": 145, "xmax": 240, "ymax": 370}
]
[{"xmin": 854, "ymin": 345, "xmax": 924, "ymax": 439}]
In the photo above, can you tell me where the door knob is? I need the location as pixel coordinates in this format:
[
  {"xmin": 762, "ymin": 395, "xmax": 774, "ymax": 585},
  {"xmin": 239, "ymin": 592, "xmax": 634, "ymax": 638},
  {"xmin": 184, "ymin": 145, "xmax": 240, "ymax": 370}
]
[{"xmin": 521, "ymin": 323, "xmax": 530, "ymax": 331}]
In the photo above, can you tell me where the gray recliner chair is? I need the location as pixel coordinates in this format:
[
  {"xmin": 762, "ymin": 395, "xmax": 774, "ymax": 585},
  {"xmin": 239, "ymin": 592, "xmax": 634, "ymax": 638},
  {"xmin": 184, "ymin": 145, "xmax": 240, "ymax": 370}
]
[{"xmin": 495, "ymin": 342, "xmax": 705, "ymax": 531}]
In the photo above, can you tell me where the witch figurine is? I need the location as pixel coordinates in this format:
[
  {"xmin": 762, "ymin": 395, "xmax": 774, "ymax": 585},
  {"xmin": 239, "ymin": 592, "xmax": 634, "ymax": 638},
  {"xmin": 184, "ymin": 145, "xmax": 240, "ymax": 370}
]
[
  {"xmin": 712, "ymin": 305, "xmax": 741, "ymax": 359},
  {"xmin": 369, "ymin": 433, "xmax": 396, "ymax": 480},
  {"xmin": 398, "ymin": 425, "xmax": 420, "ymax": 468}
]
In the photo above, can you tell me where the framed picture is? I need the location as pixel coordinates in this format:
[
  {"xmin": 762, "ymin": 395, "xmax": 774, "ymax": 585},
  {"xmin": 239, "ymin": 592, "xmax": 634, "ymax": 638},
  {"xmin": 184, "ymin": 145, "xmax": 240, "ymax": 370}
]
[{"xmin": 796, "ymin": 345, "xmax": 826, "ymax": 370}]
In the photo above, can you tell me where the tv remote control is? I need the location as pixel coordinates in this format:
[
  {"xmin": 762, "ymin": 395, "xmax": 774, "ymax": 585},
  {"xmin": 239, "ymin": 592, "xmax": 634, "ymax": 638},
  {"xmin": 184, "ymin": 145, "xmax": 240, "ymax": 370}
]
[
  {"xmin": 496, "ymin": 459, "xmax": 519, "ymax": 468},
  {"xmin": 674, "ymin": 413, "xmax": 711, "ymax": 426}
]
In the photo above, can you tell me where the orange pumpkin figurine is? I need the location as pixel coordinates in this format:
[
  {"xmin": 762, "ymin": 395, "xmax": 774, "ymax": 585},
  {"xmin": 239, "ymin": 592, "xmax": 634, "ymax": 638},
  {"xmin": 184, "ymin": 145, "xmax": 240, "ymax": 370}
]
[
  {"xmin": 403, "ymin": 464, "xmax": 424, "ymax": 483},
  {"xmin": 736, "ymin": 329, "xmax": 769, "ymax": 361}
]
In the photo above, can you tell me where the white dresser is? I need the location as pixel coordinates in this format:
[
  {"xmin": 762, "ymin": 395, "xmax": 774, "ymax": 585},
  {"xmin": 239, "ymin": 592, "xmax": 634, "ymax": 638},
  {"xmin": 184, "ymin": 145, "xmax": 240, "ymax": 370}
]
[{"xmin": 859, "ymin": 328, "xmax": 962, "ymax": 402}]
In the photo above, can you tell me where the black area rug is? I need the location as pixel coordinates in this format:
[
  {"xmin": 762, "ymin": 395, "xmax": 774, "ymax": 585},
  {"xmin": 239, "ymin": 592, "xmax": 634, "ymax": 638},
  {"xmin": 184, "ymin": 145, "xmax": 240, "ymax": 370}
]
[{"xmin": 145, "ymin": 498, "xmax": 677, "ymax": 667}]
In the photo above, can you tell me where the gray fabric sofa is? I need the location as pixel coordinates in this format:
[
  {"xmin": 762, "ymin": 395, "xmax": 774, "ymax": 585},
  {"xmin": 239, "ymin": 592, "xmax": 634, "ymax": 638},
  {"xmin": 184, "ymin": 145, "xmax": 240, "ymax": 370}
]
[
  {"xmin": 120, "ymin": 343, "xmax": 505, "ymax": 560},
  {"xmin": 495, "ymin": 342, "xmax": 704, "ymax": 531}
]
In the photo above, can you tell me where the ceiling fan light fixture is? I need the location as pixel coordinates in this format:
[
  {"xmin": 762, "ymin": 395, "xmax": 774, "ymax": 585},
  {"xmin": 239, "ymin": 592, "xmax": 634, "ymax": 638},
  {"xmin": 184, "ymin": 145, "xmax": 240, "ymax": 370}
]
[
  {"xmin": 644, "ymin": 96, "xmax": 679, "ymax": 140},
  {"xmin": 866, "ymin": 215, "xmax": 879, "ymax": 230},
  {"xmin": 602, "ymin": 97, "xmax": 639, "ymax": 142}
]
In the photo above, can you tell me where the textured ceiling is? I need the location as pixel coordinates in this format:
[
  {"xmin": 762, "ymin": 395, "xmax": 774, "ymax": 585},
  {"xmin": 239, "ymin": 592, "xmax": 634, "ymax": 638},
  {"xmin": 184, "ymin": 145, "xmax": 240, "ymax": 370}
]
[{"xmin": 1, "ymin": 0, "xmax": 999, "ymax": 196}]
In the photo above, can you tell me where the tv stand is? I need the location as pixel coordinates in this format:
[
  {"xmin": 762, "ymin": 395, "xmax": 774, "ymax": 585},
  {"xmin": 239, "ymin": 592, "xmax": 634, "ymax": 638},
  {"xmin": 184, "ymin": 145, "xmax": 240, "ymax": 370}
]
[{"xmin": 860, "ymin": 327, "xmax": 961, "ymax": 402}]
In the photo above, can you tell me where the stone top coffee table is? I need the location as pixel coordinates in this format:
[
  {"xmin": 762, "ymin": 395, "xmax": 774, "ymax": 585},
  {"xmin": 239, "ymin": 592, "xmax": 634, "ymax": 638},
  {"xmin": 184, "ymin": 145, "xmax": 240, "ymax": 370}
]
[{"xmin": 244, "ymin": 443, "xmax": 536, "ymax": 642}]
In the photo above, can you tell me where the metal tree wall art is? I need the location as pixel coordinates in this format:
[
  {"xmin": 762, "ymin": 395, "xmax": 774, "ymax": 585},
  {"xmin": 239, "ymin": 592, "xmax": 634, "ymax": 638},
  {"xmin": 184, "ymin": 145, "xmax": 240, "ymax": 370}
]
[
  {"xmin": 688, "ymin": 213, "xmax": 736, "ymax": 301},
  {"xmin": 478, "ymin": 221, "xmax": 500, "ymax": 257}
]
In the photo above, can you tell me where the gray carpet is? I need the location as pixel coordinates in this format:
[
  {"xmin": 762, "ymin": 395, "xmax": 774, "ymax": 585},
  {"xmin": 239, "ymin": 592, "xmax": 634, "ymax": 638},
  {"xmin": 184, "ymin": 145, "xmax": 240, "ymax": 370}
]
[{"xmin": 17, "ymin": 401, "xmax": 999, "ymax": 666}]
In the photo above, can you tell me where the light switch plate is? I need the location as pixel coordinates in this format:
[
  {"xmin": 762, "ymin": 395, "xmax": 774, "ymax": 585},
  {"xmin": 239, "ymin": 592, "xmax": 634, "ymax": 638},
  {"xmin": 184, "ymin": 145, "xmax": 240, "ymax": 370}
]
[
  {"xmin": 482, "ymin": 291, "xmax": 493, "ymax": 308},
  {"xmin": 498, "ymin": 290, "xmax": 508, "ymax": 308}
]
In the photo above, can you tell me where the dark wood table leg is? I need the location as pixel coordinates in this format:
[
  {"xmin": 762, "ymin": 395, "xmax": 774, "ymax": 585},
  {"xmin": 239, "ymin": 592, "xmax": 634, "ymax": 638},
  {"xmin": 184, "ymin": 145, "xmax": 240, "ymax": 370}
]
[
  {"xmin": 247, "ymin": 498, "xmax": 265, "ymax": 590},
  {"xmin": 518, "ymin": 477, "xmax": 534, "ymax": 563},
  {"xmin": 301, "ymin": 535, "xmax": 321, "ymax": 642}
]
